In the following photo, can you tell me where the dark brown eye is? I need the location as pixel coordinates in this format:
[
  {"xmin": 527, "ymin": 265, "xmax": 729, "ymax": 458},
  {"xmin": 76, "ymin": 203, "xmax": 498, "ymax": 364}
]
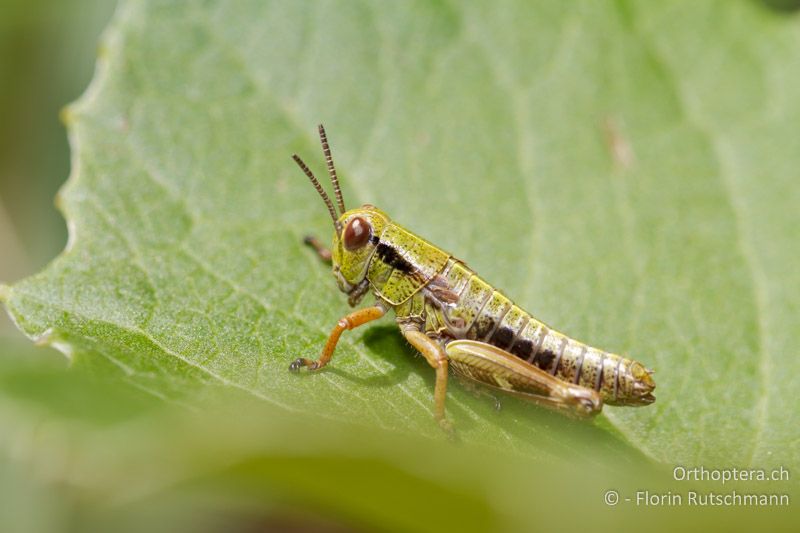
[{"xmin": 343, "ymin": 217, "xmax": 372, "ymax": 251}]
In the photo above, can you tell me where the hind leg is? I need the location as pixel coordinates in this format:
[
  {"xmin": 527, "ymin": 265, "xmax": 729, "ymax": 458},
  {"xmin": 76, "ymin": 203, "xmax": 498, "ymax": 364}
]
[{"xmin": 445, "ymin": 339, "xmax": 602, "ymax": 419}]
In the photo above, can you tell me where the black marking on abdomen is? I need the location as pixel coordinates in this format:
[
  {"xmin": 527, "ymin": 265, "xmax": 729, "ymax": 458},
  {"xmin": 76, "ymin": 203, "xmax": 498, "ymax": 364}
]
[
  {"xmin": 491, "ymin": 327, "xmax": 515, "ymax": 349},
  {"xmin": 470, "ymin": 292, "xmax": 512, "ymax": 341},
  {"xmin": 510, "ymin": 338, "xmax": 533, "ymax": 360},
  {"xmin": 375, "ymin": 241, "xmax": 413, "ymax": 274},
  {"xmin": 472, "ymin": 317, "xmax": 496, "ymax": 340},
  {"xmin": 527, "ymin": 325, "xmax": 548, "ymax": 364},
  {"xmin": 483, "ymin": 303, "xmax": 511, "ymax": 342},
  {"xmin": 533, "ymin": 349, "xmax": 556, "ymax": 370}
]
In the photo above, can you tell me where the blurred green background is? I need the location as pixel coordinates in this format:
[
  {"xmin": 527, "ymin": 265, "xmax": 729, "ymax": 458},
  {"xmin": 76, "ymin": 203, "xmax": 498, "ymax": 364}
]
[{"xmin": 0, "ymin": 0, "xmax": 115, "ymax": 335}]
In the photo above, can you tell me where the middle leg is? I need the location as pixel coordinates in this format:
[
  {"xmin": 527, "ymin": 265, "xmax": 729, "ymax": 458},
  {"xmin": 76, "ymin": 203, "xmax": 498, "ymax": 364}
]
[{"xmin": 402, "ymin": 329, "xmax": 452, "ymax": 431}]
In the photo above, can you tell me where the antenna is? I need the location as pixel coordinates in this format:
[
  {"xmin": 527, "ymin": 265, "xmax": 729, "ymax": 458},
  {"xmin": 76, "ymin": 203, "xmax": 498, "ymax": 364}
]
[
  {"xmin": 318, "ymin": 124, "xmax": 345, "ymax": 214},
  {"xmin": 292, "ymin": 154, "xmax": 341, "ymax": 231}
]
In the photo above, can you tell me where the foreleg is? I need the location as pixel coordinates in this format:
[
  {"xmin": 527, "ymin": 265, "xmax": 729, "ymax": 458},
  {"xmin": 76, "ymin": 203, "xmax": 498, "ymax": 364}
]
[{"xmin": 289, "ymin": 305, "xmax": 385, "ymax": 372}]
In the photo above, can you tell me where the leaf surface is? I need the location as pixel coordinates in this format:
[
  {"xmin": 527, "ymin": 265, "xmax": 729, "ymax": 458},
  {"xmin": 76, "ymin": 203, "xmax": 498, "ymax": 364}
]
[{"xmin": 3, "ymin": 0, "xmax": 799, "ymax": 473}]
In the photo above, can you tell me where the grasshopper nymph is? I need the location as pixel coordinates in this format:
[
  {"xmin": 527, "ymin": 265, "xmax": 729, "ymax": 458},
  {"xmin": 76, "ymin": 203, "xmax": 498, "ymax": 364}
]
[{"xmin": 289, "ymin": 125, "xmax": 655, "ymax": 430}]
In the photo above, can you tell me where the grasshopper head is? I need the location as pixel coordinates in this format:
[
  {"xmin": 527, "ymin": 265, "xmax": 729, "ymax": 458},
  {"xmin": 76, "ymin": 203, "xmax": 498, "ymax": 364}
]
[
  {"xmin": 331, "ymin": 205, "xmax": 390, "ymax": 294},
  {"xmin": 292, "ymin": 125, "xmax": 388, "ymax": 301}
]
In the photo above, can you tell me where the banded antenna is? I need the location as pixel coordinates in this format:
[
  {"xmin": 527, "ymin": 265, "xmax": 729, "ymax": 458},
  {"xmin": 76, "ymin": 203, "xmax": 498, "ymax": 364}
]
[
  {"xmin": 318, "ymin": 124, "xmax": 346, "ymax": 214},
  {"xmin": 292, "ymin": 153, "xmax": 341, "ymax": 232}
]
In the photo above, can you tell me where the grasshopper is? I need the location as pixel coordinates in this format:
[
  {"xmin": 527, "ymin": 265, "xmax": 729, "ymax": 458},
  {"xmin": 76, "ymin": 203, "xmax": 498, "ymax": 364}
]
[{"xmin": 289, "ymin": 125, "xmax": 655, "ymax": 430}]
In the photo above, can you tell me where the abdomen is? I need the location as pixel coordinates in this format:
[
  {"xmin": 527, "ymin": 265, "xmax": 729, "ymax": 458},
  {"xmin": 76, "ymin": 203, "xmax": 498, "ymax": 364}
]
[{"xmin": 425, "ymin": 259, "xmax": 655, "ymax": 405}]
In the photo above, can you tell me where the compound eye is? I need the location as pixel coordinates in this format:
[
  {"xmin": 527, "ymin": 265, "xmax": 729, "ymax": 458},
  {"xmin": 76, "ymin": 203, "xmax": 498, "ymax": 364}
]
[{"xmin": 343, "ymin": 216, "xmax": 372, "ymax": 251}]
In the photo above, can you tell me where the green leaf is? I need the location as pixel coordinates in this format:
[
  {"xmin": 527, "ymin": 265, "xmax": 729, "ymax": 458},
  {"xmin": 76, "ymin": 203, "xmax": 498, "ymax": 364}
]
[{"xmin": 3, "ymin": 0, "xmax": 799, "ymax": 484}]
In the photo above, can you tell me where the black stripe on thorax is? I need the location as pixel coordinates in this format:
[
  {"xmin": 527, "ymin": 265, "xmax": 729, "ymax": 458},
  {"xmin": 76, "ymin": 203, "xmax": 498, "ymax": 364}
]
[{"xmin": 374, "ymin": 240, "xmax": 414, "ymax": 274}]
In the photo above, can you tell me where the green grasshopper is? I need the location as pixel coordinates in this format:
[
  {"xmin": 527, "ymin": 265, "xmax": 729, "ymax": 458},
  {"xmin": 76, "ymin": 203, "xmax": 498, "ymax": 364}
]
[{"xmin": 289, "ymin": 125, "xmax": 655, "ymax": 430}]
